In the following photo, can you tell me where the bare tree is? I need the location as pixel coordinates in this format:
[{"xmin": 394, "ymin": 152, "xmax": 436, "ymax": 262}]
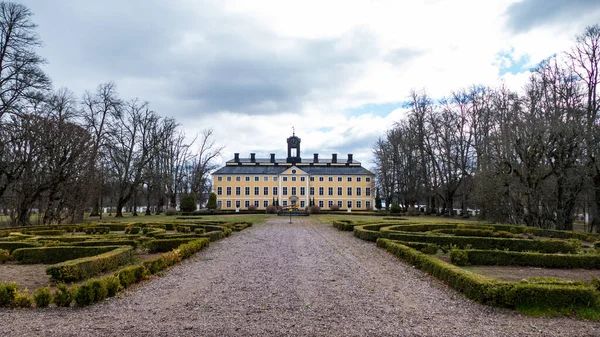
[
  {"xmin": 0, "ymin": 2, "xmax": 50, "ymax": 119},
  {"xmin": 188, "ymin": 129, "xmax": 223, "ymax": 206},
  {"xmin": 105, "ymin": 99, "xmax": 161, "ymax": 217}
]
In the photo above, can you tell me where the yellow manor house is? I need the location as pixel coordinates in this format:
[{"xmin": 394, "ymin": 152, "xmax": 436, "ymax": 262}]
[{"xmin": 211, "ymin": 133, "xmax": 375, "ymax": 211}]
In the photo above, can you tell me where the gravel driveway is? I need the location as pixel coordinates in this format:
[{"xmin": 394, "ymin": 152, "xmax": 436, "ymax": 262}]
[{"xmin": 1, "ymin": 217, "xmax": 599, "ymax": 336}]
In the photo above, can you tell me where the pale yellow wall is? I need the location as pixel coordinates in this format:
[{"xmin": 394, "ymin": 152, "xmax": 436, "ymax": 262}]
[{"xmin": 213, "ymin": 169, "xmax": 375, "ymax": 211}]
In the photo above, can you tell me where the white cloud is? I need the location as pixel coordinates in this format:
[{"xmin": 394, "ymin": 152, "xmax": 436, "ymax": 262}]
[{"xmin": 19, "ymin": 0, "xmax": 600, "ymax": 167}]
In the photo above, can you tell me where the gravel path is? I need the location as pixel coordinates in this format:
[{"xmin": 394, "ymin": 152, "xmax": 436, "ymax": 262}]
[{"xmin": 1, "ymin": 217, "xmax": 599, "ymax": 336}]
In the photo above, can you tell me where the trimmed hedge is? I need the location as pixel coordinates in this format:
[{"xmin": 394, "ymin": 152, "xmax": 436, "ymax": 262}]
[
  {"xmin": 33, "ymin": 235, "xmax": 89, "ymax": 243},
  {"xmin": 450, "ymin": 249, "xmax": 600, "ymax": 269},
  {"xmin": 431, "ymin": 228, "xmax": 515, "ymax": 238},
  {"xmin": 333, "ymin": 220, "xmax": 356, "ymax": 231},
  {"xmin": 144, "ymin": 238, "xmax": 210, "ymax": 274},
  {"xmin": 393, "ymin": 241, "xmax": 439, "ymax": 254},
  {"xmin": 97, "ymin": 223, "xmax": 129, "ymax": 231},
  {"xmin": 353, "ymin": 224, "xmax": 391, "ymax": 242},
  {"xmin": 0, "ymin": 282, "xmax": 18, "ymax": 306},
  {"xmin": 83, "ymin": 226, "xmax": 110, "ymax": 234},
  {"xmin": 0, "ymin": 241, "xmax": 39, "ymax": 253},
  {"xmin": 63, "ymin": 239, "xmax": 137, "ymax": 248},
  {"xmin": 23, "ymin": 229, "xmax": 66, "ymax": 236},
  {"xmin": 379, "ymin": 231, "xmax": 578, "ymax": 253},
  {"xmin": 116, "ymin": 265, "xmax": 147, "ymax": 288},
  {"xmin": 46, "ymin": 246, "xmax": 133, "ymax": 282},
  {"xmin": 12, "ymin": 246, "xmax": 122, "ymax": 264},
  {"xmin": 145, "ymin": 238, "xmax": 198, "ymax": 253},
  {"xmin": 377, "ymin": 239, "xmax": 600, "ymax": 309},
  {"xmin": 197, "ymin": 231, "xmax": 225, "ymax": 242},
  {"xmin": 177, "ymin": 238, "xmax": 210, "ymax": 259}
]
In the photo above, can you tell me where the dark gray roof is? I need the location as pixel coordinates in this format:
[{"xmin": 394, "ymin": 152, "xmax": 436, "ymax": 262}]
[
  {"xmin": 228, "ymin": 158, "xmax": 361, "ymax": 165},
  {"xmin": 213, "ymin": 165, "xmax": 374, "ymax": 176}
]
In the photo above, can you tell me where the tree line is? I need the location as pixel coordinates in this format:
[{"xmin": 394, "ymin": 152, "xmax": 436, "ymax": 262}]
[
  {"xmin": 373, "ymin": 24, "xmax": 600, "ymax": 231},
  {"xmin": 0, "ymin": 2, "xmax": 222, "ymax": 226}
]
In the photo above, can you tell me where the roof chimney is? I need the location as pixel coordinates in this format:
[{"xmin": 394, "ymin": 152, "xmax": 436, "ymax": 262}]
[
  {"xmin": 332, "ymin": 153, "xmax": 337, "ymax": 163},
  {"xmin": 313, "ymin": 153, "xmax": 319, "ymax": 163},
  {"xmin": 234, "ymin": 153, "xmax": 239, "ymax": 162},
  {"xmin": 270, "ymin": 153, "xmax": 275, "ymax": 163},
  {"xmin": 250, "ymin": 153, "xmax": 256, "ymax": 163},
  {"xmin": 347, "ymin": 154, "xmax": 353, "ymax": 163}
]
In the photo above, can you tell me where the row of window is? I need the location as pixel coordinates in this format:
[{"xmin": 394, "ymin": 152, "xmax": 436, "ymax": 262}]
[
  {"xmin": 216, "ymin": 186, "xmax": 371, "ymax": 197},
  {"xmin": 217, "ymin": 200, "xmax": 372, "ymax": 209},
  {"xmin": 216, "ymin": 175, "xmax": 371, "ymax": 183}
]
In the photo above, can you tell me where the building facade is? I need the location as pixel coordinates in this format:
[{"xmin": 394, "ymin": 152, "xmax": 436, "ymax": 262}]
[{"xmin": 211, "ymin": 134, "xmax": 375, "ymax": 211}]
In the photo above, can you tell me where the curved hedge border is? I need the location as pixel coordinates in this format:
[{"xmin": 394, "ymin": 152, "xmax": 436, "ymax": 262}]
[
  {"xmin": 63, "ymin": 239, "xmax": 137, "ymax": 248},
  {"xmin": 379, "ymin": 230, "xmax": 578, "ymax": 253},
  {"xmin": 450, "ymin": 249, "xmax": 600, "ymax": 269},
  {"xmin": 377, "ymin": 239, "xmax": 600, "ymax": 309},
  {"xmin": 23, "ymin": 230, "xmax": 66, "ymax": 236},
  {"xmin": 0, "ymin": 241, "xmax": 39, "ymax": 253},
  {"xmin": 46, "ymin": 246, "xmax": 133, "ymax": 282},
  {"xmin": 12, "ymin": 246, "xmax": 123, "ymax": 264},
  {"xmin": 145, "ymin": 238, "xmax": 198, "ymax": 253}
]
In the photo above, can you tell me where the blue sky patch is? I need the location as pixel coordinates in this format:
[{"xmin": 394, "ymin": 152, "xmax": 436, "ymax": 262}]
[
  {"xmin": 346, "ymin": 102, "xmax": 408, "ymax": 117},
  {"xmin": 498, "ymin": 51, "xmax": 531, "ymax": 76}
]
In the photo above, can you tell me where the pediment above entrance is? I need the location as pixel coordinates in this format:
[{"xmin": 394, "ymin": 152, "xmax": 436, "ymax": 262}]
[{"xmin": 280, "ymin": 166, "xmax": 308, "ymax": 176}]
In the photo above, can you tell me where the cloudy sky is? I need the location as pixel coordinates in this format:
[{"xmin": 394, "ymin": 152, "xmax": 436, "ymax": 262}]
[{"xmin": 19, "ymin": 0, "xmax": 600, "ymax": 169}]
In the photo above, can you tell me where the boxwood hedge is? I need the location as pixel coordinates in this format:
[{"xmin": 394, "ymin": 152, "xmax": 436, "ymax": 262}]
[
  {"xmin": 450, "ymin": 249, "xmax": 600, "ymax": 269},
  {"xmin": 377, "ymin": 239, "xmax": 600, "ymax": 309},
  {"xmin": 379, "ymin": 231, "xmax": 578, "ymax": 253},
  {"xmin": 46, "ymin": 246, "xmax": 133, "ymax": 282},
  {"xmin": 12, "ymin": 246, "xmax": 123, "ymax": 264}
]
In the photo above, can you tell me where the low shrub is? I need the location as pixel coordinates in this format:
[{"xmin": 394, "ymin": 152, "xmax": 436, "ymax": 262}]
[
  {"xmin": 380, "ymin": 231, "xmax": 578, "ymax": 253},
  {"xmin": 353, "ymin": 224, "xmax": 390, "ymax": 242},
  {"xmin": 73, "ymin": 283, "xmax": 93, "ymax": 306},
  {"xmin": 390, "ymin": 203, "xmax": 402, "ymax": 214},
  {"xmin": 450, "ymin": 249, "xmax": 600, "ymax": 269},
  {"xmin": 177, "ymin": 238, "xmax": 210, "ymax": 259},
  {"xmin": 89, "ymin": 279, "xmax": 108, "ymax": 302},
  {"xmin": 0, "ymin": 249, "xmax": 12, "ymax": 263},
  {"xmin": 330, "ymin": 204, "xmax": 340, "ymax": 211},
  {"xmin": 309, "ymin": 205, "xmax": 321, "ymax": 214},
  {"xmin": 46, "ymin": 246, "xmax": 133, "ymax": 282},
  {"xmin": 266, "ymin": 205, "xmax": 278, "ymax": 214},
  {"xmin": 165, "ymin": 207, "xmax": 177, "ymax": 216},
  {"xmin": 12, "ymin": 246, "xmax": 121, "ymax": 264},
  {"xmin": 332, "ymin": 220, "xmax": 356, "ymax": 231},
  {"xmin": 144, "ymin": 228, "xmax": 167, "ymax": 237},
  {"xmin": 0, "ymin": 241, "xmax": 39, "ymax": 253},
  {"xmin": 12, "ymin": 289, "xmax": 32, "ymax": 308},
  {"xmin": 450, "ymin": 249, "xmax": 469, "ymax": 266},
  {"xmin": 248, "ymin": 205, "xmax": 257, "ymax": 211},
  {"xmin": 103, "ymin": 275, "xmax": 123, "ymax": 297},
  {"xmin": 124, "ymin": 226, "xmax": 141, "ymax": 234},
  {"xmin": 176, "ymin": 225, "xmax": 191, "ymax": 233},
  {"xmin": 33, "ymin": 286, "xmax": 52, "ymax": 308},
  {"xmin": 198, "ymin": 231, "xmax": 224, "ymax": 242},
  {"xmin": 377, "ymin": 239, "xmax": 600, "ymax": 310},
  {"xmin": 0, "ymin": 282, "xmax": 18, "ymax": 306},
  {"xmin": 143, "ymin": 251, "xmax": 182, "ymax": 274},
  {"xmin": 193, "ymin": 228, "xmax": 205, "ymax": 234},
  {"xmin": 65, "ymin": 240, "xmax": 137, "ymax": 248},
  {"xmin": 83, "ymin": 226, "xmax": 110, "ymax": 235},
  {"xmin": 395, "ymin": 241, "xmax": 439, "ymax": 255},
  {"xmin": 52, "ymin": 283, "xmax": 73, "ymax": 307},
  {"xmin": 24, "ymin": 230, "xmax": 66, "ymax": 236},
  {"xmin": 145, "ymin": 238, "xmax": 198, "ymax": 253},
  {"xmin": 98, "ymin": 223, "xmax": 129, "ymax": 231},
  {"xmin": 116, "ymin": 265, "xmax": 146, "ymax": 288}
]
